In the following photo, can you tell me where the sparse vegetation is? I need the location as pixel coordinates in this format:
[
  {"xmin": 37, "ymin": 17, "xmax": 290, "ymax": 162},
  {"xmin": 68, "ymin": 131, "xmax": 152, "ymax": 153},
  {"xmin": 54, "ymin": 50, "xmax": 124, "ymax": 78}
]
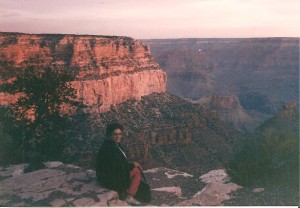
[
  {"xmin": 0, "ymin": 60, "xmax": 19, "ymax": 80},
  {"xmin": 39, "ymin": 35, "xmax": 65, "ymax": 49},
  {"xmin": 1, "ymin": 35, "xmax": 18, "ymax": 47},
  {"xmin": 115, "ymin": 40, "xmax": 120, "ymax": 51},
  {"xmin": 143, "ymin": 45, "xmax": 149, "ymax": 51},
  {"xmin": 90, "ymin": 38, "xmax": 96, "ymax": 48}
]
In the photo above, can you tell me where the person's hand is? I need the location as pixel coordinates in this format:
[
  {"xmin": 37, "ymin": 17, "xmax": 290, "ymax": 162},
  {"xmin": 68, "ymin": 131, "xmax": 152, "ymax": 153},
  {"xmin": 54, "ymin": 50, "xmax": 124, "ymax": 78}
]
[{"xmin": 133, "ymin": 161, "xmax": 142, "ymax": 170}]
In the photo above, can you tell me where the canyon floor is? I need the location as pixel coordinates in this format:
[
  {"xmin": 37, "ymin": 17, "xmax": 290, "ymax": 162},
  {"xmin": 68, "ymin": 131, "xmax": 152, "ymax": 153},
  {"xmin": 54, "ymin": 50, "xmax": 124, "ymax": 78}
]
[{"xmin": 1, "ymin": 161, "xmax": 296, "ymax": 207}]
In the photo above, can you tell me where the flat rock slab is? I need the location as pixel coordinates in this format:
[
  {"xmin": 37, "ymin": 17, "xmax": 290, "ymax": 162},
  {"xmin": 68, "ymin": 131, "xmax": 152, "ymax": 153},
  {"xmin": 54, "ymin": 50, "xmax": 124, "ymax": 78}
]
[
  {"xmin": 0, "ymin": 162, "xmax": 119, "ymax": 207},
  {"xmin": 176, "ymin": 169, "xmax": 241, "ymax": 206},
  {"xmin": 144, "ymin": 167, "xmax": 205, "ymax": 197}
]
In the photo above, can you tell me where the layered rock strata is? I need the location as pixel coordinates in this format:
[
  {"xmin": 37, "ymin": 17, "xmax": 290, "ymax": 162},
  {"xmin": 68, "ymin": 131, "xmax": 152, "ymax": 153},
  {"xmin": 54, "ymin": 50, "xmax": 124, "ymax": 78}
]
[
  {"xmin": 70, "ymin": 69, "xmax": 167, "ymax": 112},
  {"xmin": 0, "ymin": 32, "xmax": 167, "ymax": 112}
]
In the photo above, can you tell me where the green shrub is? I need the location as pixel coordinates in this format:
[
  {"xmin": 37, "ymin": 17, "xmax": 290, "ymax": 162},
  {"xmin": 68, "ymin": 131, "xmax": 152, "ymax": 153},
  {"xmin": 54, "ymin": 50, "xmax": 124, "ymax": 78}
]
[
  {"xmin": 0, "ymin": 107, "xmax": 23, "ymax": 166},
  {"xmin": 225, "ymin": 129, "xmax": 299, "ymax": 187}
]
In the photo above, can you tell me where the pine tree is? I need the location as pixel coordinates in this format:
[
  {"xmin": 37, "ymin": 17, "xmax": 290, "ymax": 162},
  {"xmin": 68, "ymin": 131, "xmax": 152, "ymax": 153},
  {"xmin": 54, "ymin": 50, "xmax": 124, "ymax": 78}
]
[{"xmin": 0, "ymin": 64, "xmax": 82, "ymax": 170}]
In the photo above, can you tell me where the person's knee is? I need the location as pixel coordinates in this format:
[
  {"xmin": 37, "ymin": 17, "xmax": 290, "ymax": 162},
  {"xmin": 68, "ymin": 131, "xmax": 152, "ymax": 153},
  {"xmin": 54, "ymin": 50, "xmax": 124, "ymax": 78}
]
[{"xmin": 131, "ymin": 167, "xmax": 141, "ymax": 177}]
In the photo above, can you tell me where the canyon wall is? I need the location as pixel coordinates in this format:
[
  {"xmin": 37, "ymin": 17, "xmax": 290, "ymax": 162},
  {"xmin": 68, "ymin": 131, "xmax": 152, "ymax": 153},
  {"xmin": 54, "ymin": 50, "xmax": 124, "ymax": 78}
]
[
  {"xmin": 0, "ymin": 33, "xmax": 167, "ymax": 112},
  {"xmin": 142, "ymin": 38, "xmax": 299, "ymax": 131},
  {"xmin": 70, "ymin": 69, "xmax": 166, "ymax": 113},
  {"xmin": 142, "ymin": 38, "xmax": 299, "ymax": 114}
]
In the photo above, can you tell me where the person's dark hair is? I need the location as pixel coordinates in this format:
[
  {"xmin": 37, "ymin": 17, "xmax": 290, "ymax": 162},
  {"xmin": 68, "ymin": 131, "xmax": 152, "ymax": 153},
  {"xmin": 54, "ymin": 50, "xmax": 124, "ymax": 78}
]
[{"xmin": 106, "ymin": 122, "xmax": 124, "ymax": 137}]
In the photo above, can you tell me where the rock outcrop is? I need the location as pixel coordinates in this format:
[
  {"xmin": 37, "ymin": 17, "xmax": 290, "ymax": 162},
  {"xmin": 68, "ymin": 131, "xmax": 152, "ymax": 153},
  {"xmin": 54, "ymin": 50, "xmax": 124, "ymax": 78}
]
[
  {"xmin": 0, "ymin": 32, "xmax": 167, "ymax": 112},
  {"xmin": 0, "ymin": 162, "xmax": 127, "ymax": 207},
  {"xmin": 192, "ymin": 94, "xmax": 271, "ymax": 132},
  {"xmin": 176, "ymin": 169, "xmax": 241, "ymax": 206},
  {"xmin": 256, "ymin": 101, "xmax": 299, "ymax": 133},
  {"xmin": 0, "ymin": 162, "xmax": 241, "ymax": 206},
  {"xmin": 275, "ymin": 101, "xmax": 298, "ymax": 119}
]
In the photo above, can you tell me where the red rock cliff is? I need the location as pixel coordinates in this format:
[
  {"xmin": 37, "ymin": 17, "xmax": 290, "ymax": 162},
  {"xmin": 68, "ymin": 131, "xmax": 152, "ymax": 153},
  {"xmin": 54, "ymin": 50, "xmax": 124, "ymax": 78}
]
[{"xmin": 0, "ymin": 33, "xmax": 167, "ymax": 112}]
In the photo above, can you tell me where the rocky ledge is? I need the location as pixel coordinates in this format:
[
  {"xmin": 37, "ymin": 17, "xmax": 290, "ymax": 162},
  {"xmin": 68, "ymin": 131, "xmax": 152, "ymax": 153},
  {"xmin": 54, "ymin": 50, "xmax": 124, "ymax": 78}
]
[
  {"xmin": 0, "ymin": 162, "xmax": 242, "ymax": 206},
  {"xmin": 0, "ymin": 162, "xmax": 126, "ymax": 206}
]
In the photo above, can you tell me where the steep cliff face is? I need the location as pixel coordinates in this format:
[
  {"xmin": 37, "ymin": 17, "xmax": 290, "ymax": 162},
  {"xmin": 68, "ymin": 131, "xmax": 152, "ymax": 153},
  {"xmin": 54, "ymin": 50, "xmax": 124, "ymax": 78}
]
[
  {"xmin": 70, "ymin": 70, "xmax": 166, "ymax": 112},
  {"xmin": 0, "ymin": 33, "xmax": 166, "ymax": 111}
]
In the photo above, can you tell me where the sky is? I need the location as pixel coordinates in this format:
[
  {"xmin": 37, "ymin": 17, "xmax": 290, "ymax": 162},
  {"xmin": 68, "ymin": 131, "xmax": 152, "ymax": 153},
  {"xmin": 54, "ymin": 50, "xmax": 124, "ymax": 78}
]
[{"xmin": 0, "ymin": 0, "xmax": 299, "ymax": 39}]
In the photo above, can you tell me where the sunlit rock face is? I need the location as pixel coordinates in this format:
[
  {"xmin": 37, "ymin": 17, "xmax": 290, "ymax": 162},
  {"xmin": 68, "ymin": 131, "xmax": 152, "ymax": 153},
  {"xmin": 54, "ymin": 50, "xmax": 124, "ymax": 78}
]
[
  {"xmin": 0, "ymin": 32, "xmax": 167, "ymax": 112},
  {"xmin": 70, "ymin": 69, "xmax": 167, "ymax": 113}
]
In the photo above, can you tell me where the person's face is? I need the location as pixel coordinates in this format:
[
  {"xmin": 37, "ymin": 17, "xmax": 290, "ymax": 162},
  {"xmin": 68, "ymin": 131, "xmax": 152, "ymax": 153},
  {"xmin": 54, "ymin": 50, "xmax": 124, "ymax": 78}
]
[{"xmin": 111, "ymin": 128, "xmax": 122, "ymax": 143}]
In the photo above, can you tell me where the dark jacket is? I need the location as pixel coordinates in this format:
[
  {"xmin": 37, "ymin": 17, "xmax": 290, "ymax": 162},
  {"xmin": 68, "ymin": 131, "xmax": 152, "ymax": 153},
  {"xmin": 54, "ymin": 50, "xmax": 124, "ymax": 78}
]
[{"xmin": 96, "ymin": 139, "xmax": 135, "ymax": 193}]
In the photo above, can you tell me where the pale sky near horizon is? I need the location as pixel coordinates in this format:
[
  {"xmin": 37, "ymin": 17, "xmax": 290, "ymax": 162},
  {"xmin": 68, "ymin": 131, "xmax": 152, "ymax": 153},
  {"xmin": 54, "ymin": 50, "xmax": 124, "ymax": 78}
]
[{"xmin": 0, "ymin": 0, "xmax": 299, "ymax": 39}]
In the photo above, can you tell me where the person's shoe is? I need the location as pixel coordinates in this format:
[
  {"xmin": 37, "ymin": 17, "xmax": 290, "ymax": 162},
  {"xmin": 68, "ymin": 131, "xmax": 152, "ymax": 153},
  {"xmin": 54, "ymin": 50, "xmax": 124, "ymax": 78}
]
[{"xmin": 124, "ymin": 196, "xmax": 142, "ymax": 206}]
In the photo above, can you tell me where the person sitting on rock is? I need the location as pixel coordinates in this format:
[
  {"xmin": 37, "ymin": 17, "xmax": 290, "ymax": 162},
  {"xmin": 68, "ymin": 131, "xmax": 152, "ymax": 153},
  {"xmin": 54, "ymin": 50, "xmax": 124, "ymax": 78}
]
[{"xmin": 96, "ymin": 122, "xmax": 143, "ymax": 206}]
